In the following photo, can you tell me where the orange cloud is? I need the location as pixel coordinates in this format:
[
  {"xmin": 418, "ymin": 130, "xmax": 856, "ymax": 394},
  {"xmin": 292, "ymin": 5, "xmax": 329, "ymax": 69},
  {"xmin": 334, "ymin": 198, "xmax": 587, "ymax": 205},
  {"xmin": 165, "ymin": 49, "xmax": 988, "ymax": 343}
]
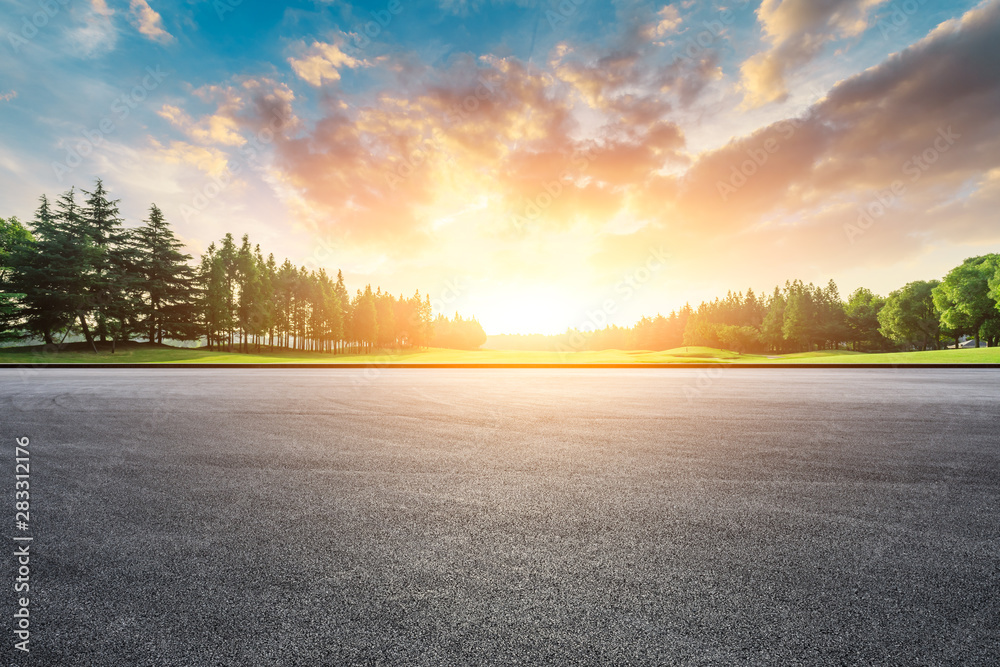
[
  {"xmin": 148, "ymin": 139, "xmax": 229, "ymax": 176},
  {"xmin": 158, "ymin": 78, "xmax": 297, "ymax": 148},
  {"xmin": 678, "ymin": 0, "xmax": 1000, "ymax": 266}
]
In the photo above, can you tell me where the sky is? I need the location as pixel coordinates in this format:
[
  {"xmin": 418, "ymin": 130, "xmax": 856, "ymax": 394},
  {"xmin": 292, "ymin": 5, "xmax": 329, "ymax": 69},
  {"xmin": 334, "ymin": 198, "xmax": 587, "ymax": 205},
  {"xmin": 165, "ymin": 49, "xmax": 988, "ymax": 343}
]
[{"xmin": 1, "ymin": 0, "xmax": 999, "ymax": 334}]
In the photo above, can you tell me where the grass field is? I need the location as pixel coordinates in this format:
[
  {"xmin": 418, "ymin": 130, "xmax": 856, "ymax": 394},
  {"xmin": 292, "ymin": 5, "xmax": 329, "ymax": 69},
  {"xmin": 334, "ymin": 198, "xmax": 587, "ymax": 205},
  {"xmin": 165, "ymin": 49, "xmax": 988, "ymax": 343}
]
[{"xmin": 1, "ymin": 342, "xmax": 998, "ymax": 364}]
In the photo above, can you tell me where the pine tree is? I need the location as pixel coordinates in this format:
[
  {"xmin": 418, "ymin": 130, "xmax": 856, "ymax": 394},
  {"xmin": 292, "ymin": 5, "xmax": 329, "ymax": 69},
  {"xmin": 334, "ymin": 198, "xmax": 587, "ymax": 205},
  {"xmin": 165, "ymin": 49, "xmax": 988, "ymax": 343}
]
[
  {"xmin": 134, "ymin": 205, "xmax": 199, "ymax": 345},
  {"xmin": 354, "ymin": 285, "xmax": 378, "ymax": 352},
  {"xmin": 253, "ymin": 247, "xmax": 275, "ymax": 352},
  {"xmin": 334, "ymin": 270, "xmax": 350, "ymax": 352},
  {"xmin": 761, "ymin": 287, "xmax": 786, "ymax": 353},
  {"xmin": 53, "ymin": 189, "xmax": 101, "ymax": 351},
  {"xmin": 81, "ymin": 179, "xmax": 127, "ymax": 342},
  {"xmin": 217, "ymin": 233, "xmax": 239, "ymax": 351},
  {"xmin": 236, "ymin": 235, "xmax": 263, "ymax": 353},
  {"xmin": 199, "ymin": 243, "xmax": 231, "ymax": 351}
]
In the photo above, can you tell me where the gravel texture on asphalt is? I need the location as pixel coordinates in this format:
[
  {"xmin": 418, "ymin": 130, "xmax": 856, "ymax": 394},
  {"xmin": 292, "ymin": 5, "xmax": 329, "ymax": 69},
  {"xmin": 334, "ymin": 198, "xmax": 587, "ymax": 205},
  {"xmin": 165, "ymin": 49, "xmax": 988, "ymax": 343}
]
[{"xmin": 1, "ymin": 368, "xmax": 998, "ymax": 666}]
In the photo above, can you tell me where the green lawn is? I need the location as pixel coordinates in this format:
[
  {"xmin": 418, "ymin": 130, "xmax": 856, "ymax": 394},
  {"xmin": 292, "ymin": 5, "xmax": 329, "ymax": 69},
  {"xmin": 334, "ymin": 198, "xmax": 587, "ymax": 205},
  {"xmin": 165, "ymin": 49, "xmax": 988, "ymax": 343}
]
[
  {"xmin": 0, "ymin": 342, "xmax": 998, "ymax": 364},
  {"xmin": 763, "ymin": 347, "xmax": 1000, "ymax": 364}
]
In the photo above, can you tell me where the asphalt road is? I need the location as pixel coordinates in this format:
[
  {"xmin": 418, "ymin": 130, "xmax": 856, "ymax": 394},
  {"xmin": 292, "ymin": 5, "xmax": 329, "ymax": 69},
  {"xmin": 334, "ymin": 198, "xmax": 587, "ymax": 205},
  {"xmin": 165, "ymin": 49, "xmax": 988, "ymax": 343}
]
[{"xmin": 1, "ymin": 368, "xmax": 998, "ymax": 666}]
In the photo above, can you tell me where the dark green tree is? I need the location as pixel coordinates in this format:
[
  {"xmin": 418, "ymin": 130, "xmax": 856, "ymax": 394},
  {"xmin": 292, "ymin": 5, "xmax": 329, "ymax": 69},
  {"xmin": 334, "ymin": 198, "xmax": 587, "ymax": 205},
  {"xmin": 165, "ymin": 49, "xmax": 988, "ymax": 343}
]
[
  {"xmin": 879, "ymin": 280, "xmax": 941, "ymax": 351},
  {"xmin": 81, "ymin": 179, "xmax": 127, "ymax": 342},
  {"xmin": 0, "ymin": 216, "xmax": 33, "ymax": 341},
  {"xmin": 134, "ymin": 204, "xmax": 199, "ymax": 345},
  {"xmin": 933, "ymin": 255, "xmax": 1000, "ymax": 348},
  {"xmin": 845, "ymin": 287, "xmax": 887, "ymax": 351}
]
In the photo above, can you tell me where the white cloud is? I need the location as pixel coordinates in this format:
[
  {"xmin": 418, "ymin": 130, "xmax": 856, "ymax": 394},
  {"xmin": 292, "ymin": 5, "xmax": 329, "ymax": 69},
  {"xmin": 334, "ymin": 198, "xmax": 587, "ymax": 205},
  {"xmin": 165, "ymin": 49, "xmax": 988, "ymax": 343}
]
[
  {"xmin": 67, "ymin": 3, "xmax": 118, "ymax": 58},
  {"xmin": 91, "ymin": 0, "xmax": 114, "ymax": 17},
  {"xmin": 288, "ymin": 41, "xmax": 367, "ymax": 86},
  {"xmin": 128, "ymin": 0, "xmax": 174, "ymax": 44}
]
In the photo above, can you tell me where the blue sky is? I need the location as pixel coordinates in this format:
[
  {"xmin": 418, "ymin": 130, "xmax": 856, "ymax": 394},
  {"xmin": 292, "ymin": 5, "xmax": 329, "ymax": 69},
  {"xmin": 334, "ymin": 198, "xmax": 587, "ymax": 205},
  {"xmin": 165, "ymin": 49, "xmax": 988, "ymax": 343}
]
[{"xmin": 1, "ymin": 0, "xmax": 997, "ymax": 333}]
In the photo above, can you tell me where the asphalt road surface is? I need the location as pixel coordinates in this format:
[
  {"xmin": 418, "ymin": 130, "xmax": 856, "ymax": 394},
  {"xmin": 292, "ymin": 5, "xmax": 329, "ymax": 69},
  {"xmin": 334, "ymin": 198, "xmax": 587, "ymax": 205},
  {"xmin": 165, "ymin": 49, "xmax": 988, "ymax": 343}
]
[{"xmin": 1, "ymin": 368, "xmax": 998, "ymax": 666}]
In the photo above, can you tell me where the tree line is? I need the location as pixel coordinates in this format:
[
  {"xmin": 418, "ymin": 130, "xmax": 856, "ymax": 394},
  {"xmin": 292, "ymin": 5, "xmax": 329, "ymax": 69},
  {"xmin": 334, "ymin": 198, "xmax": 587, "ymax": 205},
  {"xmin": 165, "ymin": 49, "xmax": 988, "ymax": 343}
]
[
  {"xmin": 491, "ymin": 257, "xmax": 1000, "ymax": 353},
  {"xmin": 0, "ymin": 180, "xmax": 486, "ymax": 353}
]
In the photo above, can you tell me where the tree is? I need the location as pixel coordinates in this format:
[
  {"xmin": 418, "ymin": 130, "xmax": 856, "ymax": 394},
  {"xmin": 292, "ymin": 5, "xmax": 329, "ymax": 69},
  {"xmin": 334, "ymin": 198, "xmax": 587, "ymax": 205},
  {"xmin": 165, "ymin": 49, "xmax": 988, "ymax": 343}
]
[
  {"xmin": 878, "ymin": 280, "xmax": 941, "ymax": 351},
  {"xmin": 134, "ymin": 205, "xmax": 199, "ymax": 345},
  {"xmin": 682, "ymin": 314, "xmax": 720, "ymax": 348},
  {"xmin": 52, "ymin": 189, "xmax": 100, "ymax": 351},
  {"xmin": 5, "ymin": 197, "xmax": 73, "ymax": 344},
  {"xmin": 717, "ymin": 325, "xmax": 760, "ymax": 354},
  {"xmin": 375, "ymin": 288, "xmax": 397, "ymax": 348},
  {"xmin": 2, "ymin": 182, "xmax": 444, "ymax": 354},
  {"xmin": 236, "ymin": 235, "xmax": 264, "ymax": 353},
  {"xmin": 933, "ymin": 255, "xmax": 1000, "ymax": 348},
  {"xmin": 0, "ymin": 216, "xmax": 34, "ymax": 341},
  {"xmin": 760, "ymin": 289, "xmax": 786, "ymax": 352},
  {"xmin": 81, "ymin": 179, "xmax": 128, "ymax": 343},
  {"xmin": 845, "ymin": 287, "xmax": 887, "ymax": 351},
  {"xmin": 199, "ymin": 243, "xmax": 231, "ymax": 351},
  {"xmin": 431, "ymin": 313, "xmax": 487, "ymax": 349},
  {"xmin": 353, "ymin": 285, "xmax": 378, "ymax": 352},
  {"xmin": 782, "ymin": 281, "xmax": 815, "ymax": 351},
  {"xmin": 816, "ymin": 280, "xmax": 849, "ymax": 350},
  {"xmin": 254, "ymin": 248, "xmax": 276, "ymax": 351}
]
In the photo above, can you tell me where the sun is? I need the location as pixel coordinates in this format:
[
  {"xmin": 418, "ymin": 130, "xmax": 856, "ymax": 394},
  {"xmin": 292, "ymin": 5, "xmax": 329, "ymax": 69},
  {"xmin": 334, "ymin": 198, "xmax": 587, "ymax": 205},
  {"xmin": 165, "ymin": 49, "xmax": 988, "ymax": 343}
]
[{"xmin": 470, "ymin": 286, "xmax": 583, "ymax": 336}]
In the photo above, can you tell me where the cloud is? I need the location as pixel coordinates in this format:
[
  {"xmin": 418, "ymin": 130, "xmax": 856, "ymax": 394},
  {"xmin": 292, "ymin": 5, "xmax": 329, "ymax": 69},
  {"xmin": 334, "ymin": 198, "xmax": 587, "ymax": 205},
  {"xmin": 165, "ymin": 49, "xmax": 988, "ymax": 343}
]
[
  {"xmin": 551, "ymin": 15, "xmax": 720, "ymax": 112},
  {"xmin": 115, "ymin": 1, "xmax": 998, "ymax": 311},
  {"xmin": 148, "ymin": 139, "xmax": 230, "ymax": 176},
  {"xmin": 646, "ymin": 4, "xmax": 683, "ymax": 40},
  {"xmin": 0, "ymin": 91, "xmax": 17, "ymax": 102},
  {"xmin": 67, "ymin": 2, "xmax": 119, "ymax": 57},
  {"xmin": 264, "ymin": 45, "xmax": 694, "ymax": 265},
  {"xmin": 288, "ymin": 41, "xmax": 367, "ymax": 86},
  {"xmin": 739, "ymin": 0, "xmax": 888, "ymax": 108},
  {"xmin": 91, "ymin": 0, "xmax": 114, "ymax": 16},
  {"xmin": 158, "ymin": 104, "xmax": 246, "ymax": 147},
  {"xmin": 676, "ymin": 0, "xmax": 1000, "ymax": 267},
  {"xmin": 157, "ymin": 77, "xmax": 297, "ymax": 147},
  {"xmin": 128, "ymin": 0, "xmax": 174, "ymax": 44}
]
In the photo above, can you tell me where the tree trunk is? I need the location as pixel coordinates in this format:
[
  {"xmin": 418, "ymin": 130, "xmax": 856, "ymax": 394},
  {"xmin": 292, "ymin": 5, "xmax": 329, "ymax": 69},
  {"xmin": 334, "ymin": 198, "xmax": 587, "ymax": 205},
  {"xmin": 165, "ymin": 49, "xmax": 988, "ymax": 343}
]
[{"xmin": 78, "ymin": 313, "xmax": 98, "ymax": 353}]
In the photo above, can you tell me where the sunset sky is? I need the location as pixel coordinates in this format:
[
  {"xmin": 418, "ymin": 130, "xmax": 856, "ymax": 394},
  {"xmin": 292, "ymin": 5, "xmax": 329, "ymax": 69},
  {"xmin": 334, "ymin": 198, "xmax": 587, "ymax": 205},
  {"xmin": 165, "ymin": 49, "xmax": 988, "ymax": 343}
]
[{"xmin": 2, "ymin": 0, "xmax": 999, "ymax": 334}]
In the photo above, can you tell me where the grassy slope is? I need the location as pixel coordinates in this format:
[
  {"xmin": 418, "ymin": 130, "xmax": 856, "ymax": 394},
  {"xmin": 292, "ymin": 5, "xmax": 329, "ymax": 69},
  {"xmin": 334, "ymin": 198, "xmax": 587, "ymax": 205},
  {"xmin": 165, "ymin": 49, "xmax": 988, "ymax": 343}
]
[{"xmin": 0, "ymin": 342, "xmax": 998, "ymax": 364}]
